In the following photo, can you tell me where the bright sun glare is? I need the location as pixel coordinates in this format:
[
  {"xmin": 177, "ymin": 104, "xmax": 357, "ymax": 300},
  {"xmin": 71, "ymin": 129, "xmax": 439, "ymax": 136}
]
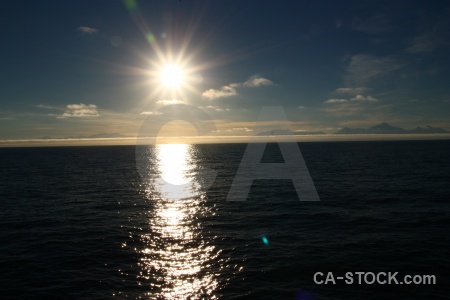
[{"xmin": 160, "ymin": 64, "xmax": 184, "ymax": 88}]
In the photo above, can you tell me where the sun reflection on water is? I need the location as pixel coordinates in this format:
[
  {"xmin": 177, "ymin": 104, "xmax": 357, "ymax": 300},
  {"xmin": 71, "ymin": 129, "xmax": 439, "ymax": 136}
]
[
  {"xmin": 137, "ymin": 144, "xmax": 220, "ymax": 299},
  {"xmin": 157, "ymin": 144, "xmax": 192, "ymax": 186}
]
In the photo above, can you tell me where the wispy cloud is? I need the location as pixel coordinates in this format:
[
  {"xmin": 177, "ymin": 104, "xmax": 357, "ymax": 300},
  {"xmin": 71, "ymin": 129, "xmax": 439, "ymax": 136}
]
[
  {"xmin": 201, "ymin": 105, "xmax": 231, "ymax": 112},
  {"xmin": 335, "ymin": 87, "xmax": 370, "ymax": 95},
  {"xmin": 406, "ymin": 34, "xmax": 438, "ymax": 54},
  {"xmin": 323, "ymin": 102, "xmax": 369, "ymax": 117},
  {"xmin": 156, "ymin": 99, "xmax": 185, "ymax": 105},
  {"xmin": 406, "ymin": 18, "xmax": 450, "ymax": 55},
  {"xmin": 58, "ymin": 104, "xmax": 100, "ymax": 119},
  {"xmin": 0, "ymin": 112, "xmax": 14, "ymax": 121},
  {"xmin": 202, "ymin": 76, "xmax": 273, "ymax": 100},
  {"xmin": 202, "ymin": 85, "xmax": 238, "ymax": 100},
  {"xmin": 323, "ymin": 96, "xmax": 389, "ymax": 119},
  {"xmin": 325, "ymin": 99, "xmax": 348, "ymax": 104},
  {"xmin": 230, "ymin": 127, "xmax": 253, "ymax": 132},
  {"xmin": 325, "ymin": 94, "xmax": 377, "ymax": 104},
  {"xmin": 351, "ymin": 94, "xmax": 377, "ymax": 102},
  {"xmin": 77, "ymin": 26, "xmax": 98, "ymax": 35},
  {"xmin": 346, "ymin": 54, "xmax": 403, "ymax": 85},
  {"xmin": 212, "ymin": 127, "xmax": 253, "ymax": 133},
  {"xmin": 242, "ymin": 76, "xmax": 273, "ymax": 87},
  {"xmin": 352, "ymin": 14, "xmax": 391, "ymax": 34},
  {"xmin": 140, "ymin": 111, "xmax": 163, "ymax": 115},
  {"xmin": 37, "ymin": 104, "xmax": 59, "ymax": 110}
]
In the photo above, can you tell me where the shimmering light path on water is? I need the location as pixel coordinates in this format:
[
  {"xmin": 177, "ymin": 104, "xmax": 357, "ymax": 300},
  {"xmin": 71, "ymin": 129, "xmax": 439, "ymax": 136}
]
[{"xmin": 137, "ymin": 144, "xmax": 223, "ymax": 299}]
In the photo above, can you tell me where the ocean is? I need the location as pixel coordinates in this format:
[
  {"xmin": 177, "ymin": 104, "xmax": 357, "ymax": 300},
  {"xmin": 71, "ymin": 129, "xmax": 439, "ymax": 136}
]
[{"xmin": 1, "ymin": 140, "xmax": 449, "ymax": 299}]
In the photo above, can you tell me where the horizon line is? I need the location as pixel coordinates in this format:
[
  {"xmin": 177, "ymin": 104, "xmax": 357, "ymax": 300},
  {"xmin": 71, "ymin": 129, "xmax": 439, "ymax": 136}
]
[{"xmin": 1, "ymin": 134, "xmax": 450, "ymax": 148}]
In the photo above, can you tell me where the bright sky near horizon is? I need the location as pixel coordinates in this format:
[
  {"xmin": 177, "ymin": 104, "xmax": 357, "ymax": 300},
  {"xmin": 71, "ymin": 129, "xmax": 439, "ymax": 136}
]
[{"xmin": 1, "ymin": 0, "xmax": 450, "ymax": 143}]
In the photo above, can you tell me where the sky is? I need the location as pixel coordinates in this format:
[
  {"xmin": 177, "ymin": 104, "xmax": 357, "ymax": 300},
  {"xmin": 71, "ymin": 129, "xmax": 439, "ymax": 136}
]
[{"xmin": 1, "ymin": 0, "xmax": 450, "ymax": 144}]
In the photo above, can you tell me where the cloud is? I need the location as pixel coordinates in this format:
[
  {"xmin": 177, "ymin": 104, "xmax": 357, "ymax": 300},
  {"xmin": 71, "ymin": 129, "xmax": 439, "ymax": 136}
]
[
  {"xmin": 229, "ymin": 127, "xmax": 253, "ymax": 132},
  {"xmin": 325, "ymin": 95, "xmax": 377, "ymax": 104},
  {"xmin": 351, "ymin": 95, "xmax": 365, "ymax": 101},
  {"xmin": 156, "ymin": 99, "xmax": 185, "ymax": 105},
  {"xmin": 352, "ymin": 14, "xmax": 391, "ymax": 34},
  {"xmin": 325, "ymin": 99, "xmax": 348, "ymax": 104},
  {"xmin": 0, "ymin": 112, "xmax": 14, "ymax": 120},
  {"xmin": 406, "ymin": 35, "xmax": 438, "ymax": 54},
  {"xmin": 202, "ymin": 76, "xmax": 273, "ymax": 100},
  {"xmin": 202, "ymin": 85, "xmax": 238, "ymax": 100},
  {"xmin": 243, "ymin": 76, "xmax": 273, "ymax": 87},
  {"xmin": 141, "ymin": 111, "xmax": 163, "ymax": 115},
  {"xmin": 201, "ymin": 105, "xmax": 230, "ymax": 112},
  {"xmin": 323, "ymin": 97, "xmax": 389, "ymax": 119},
  {"xmin": 346, "ymin": 54, "xmax": 403, "ymax": 85},
  {"xmin": 406, "ymin": 18, "xmax": 450, "ymax": 55},
  {"xmin": 77, "ymin": 26, "xmax": 98, "ymax": 35},
  {"xmin": 37, "ymin": 104, "xmax": 59, "ymax": 110},
  {"xmin": 298, "ymin": 106, "xmax": 305, "ymax": 109},
  {"xmin": 351, "ymin": 94, "xmax": 377, "ymax": 102},
  {"xmin": 323, "ymin": 102, "xmax": 368, "ymax": 117},
  {"xmin": 58, "ymin": 103, "xmax": 100, "ymax": 119},
  {"xmin": 335, "ymin": 87, "xmax": 370, "ymax": 95}
]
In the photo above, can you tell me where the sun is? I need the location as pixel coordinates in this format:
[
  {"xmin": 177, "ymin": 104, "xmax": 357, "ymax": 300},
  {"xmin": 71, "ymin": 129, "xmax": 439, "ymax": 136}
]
[{"xmin": 160, "ymin": 64, "xmax": 184, "ymax": 88}]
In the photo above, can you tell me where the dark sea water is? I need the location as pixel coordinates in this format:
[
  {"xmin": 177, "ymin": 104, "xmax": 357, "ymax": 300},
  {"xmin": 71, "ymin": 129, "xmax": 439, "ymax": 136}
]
[{"xmin": 1, "ymin": 140, "xmax": 449, "ymax": 299}]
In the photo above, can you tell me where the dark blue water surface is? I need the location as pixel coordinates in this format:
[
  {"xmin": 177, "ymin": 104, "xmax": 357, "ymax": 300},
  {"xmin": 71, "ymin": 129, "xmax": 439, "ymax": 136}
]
[{"xmin": 1, "ymin": 140, "xmax": 449, "ymax": 299}]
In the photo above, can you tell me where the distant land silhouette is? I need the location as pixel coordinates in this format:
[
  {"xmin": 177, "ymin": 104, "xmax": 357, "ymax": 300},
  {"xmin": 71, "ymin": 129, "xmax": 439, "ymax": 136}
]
[
  {"xmin": 257, "ymin": 129, "xmax": 325, "ymax": 136},
  {"xmin": 39, "ymin": 132, "xmax": 128, "ymax": 139},
  {"xmin": 36, "ymin": 124, "xmax": 449, "ymax": 140},
  {"xmin": 336, "ymin": 122, "xmax": 449, "ymax": 134}
]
